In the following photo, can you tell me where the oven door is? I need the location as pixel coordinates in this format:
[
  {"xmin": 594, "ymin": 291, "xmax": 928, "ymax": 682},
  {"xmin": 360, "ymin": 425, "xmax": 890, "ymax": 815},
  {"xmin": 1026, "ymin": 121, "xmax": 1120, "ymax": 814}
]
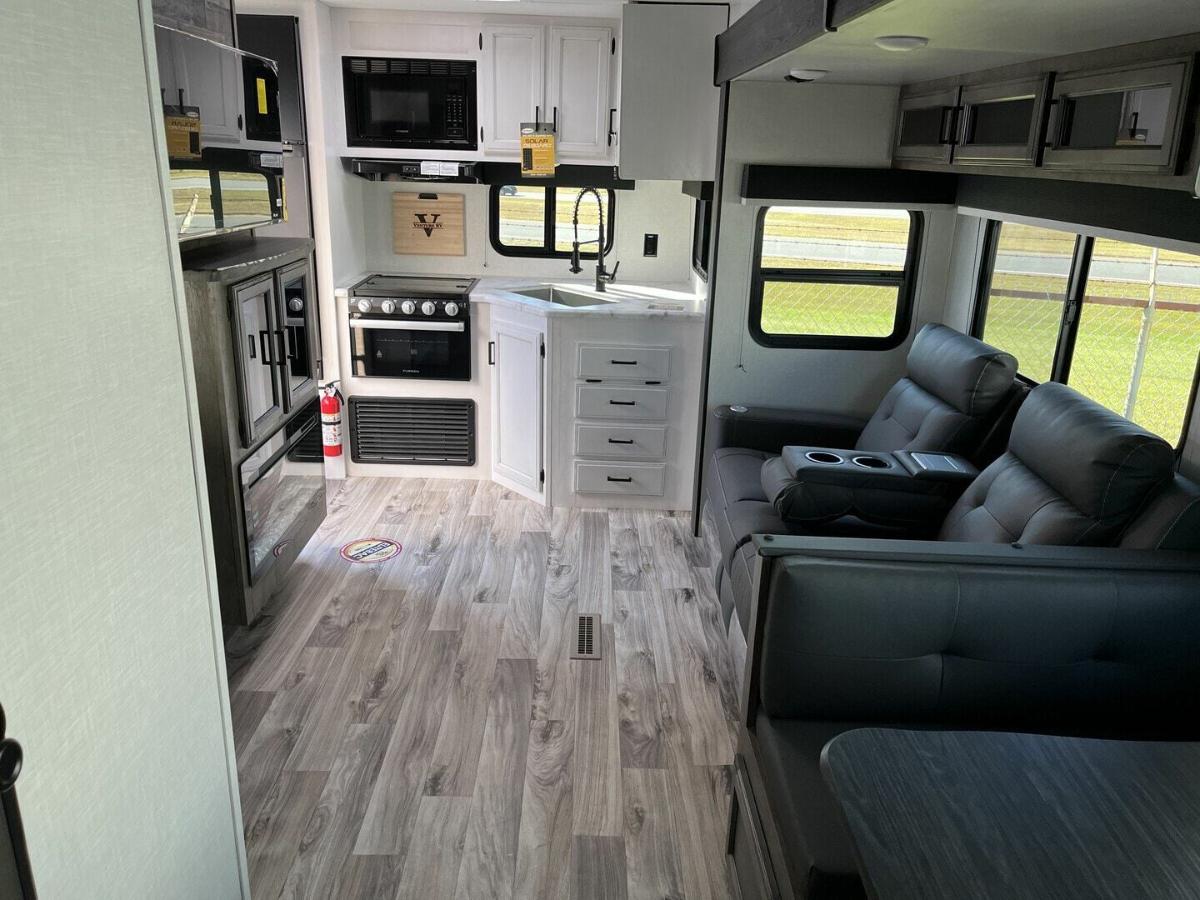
[
  {"xmin": 349, "ymin": 318, "xmax": 471, "ymax": 380},
  {"xmin": 239, "ymin": 401, "xmax": 326, "ymax": 586}
]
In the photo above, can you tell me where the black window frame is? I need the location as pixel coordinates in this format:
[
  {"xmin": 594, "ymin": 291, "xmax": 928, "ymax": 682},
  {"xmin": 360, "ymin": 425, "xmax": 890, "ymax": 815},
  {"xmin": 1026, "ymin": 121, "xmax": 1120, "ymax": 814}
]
[
  {"xmin": 972, "ymin": 216, "xmax": 1200, "ymax": 450},
  {"xmin": 692, "ymin": 197, "xmax": 713, "ymax": 281},
  {"xmin": 488, "ymin": 184, "xmax": 616, "ymax": 259},
  {"xmin": 748, "ymin": 206, "xmax": 924, "ymax": 351}
]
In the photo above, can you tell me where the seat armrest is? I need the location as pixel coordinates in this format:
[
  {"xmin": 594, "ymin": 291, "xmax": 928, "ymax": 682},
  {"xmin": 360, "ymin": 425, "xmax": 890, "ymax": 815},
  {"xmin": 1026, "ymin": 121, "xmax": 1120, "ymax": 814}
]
[
  {"xmin": 708, "ymin": 404, "xmax": 867, "ymax": 455},
  {"xmin": 749, "ymin": 538, "xmax": 1200, "ymax": 738}
]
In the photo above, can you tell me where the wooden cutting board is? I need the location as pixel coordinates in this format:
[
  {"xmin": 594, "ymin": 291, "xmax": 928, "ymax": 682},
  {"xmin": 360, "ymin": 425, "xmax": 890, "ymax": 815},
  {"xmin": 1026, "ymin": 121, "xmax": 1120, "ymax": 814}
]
[{"xmin": 392, "ymin": 191, "xmax": 466, "ymax": 256}]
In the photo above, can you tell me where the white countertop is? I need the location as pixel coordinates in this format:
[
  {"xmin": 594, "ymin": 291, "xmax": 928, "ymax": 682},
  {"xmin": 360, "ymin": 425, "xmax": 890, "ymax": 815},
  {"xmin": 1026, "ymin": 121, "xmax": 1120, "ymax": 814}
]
[{"xmin": 335, "ymin": 273, "xmax": 706, "ymax": 320}]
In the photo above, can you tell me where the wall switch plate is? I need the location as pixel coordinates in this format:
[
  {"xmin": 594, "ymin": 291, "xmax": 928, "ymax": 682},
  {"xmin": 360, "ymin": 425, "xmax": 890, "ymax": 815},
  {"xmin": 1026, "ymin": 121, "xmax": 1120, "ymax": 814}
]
[{"xmin": 643, "ymin": 233, "xmax": 659, "ymax": 257}]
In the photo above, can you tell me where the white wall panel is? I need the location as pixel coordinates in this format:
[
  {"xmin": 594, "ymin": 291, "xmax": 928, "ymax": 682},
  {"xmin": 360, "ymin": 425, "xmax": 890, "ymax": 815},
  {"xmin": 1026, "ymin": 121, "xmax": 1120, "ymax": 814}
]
[{"xmin": 0, "ymin": 0, "xmax": 246, "ymax": 896}]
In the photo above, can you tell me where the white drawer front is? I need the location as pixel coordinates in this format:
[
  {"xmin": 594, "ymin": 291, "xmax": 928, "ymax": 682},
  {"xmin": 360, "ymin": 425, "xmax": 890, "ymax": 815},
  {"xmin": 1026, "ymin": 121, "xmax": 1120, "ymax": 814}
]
[
  {"xmin": 576, "ymin": 385, "xmax": 669, "ymax": 421},
  {"xmin": 574, "ymin": 461, "xmax": 666, "ymax": 496},
  {"xmin": 576, "ymin": 424, "xmax": 667, "ymax": 460},
  {"xmin": 578, "ymin": 345, "xmax": 671, "ymax": 381}
]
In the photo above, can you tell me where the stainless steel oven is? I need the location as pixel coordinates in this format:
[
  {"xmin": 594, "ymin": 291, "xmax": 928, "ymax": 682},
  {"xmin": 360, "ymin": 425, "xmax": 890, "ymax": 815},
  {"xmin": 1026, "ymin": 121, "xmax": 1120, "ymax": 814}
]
[{"xmin": 348, "ymin": 274, "xmax": 474, "ymax": 380}]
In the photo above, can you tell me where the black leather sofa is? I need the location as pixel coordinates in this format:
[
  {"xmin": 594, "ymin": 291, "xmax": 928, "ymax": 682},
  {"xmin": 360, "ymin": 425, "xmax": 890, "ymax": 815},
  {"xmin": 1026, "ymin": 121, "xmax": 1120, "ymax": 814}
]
[
  {"xmin": 704, "ymin": 324, "xmax": 1020, "ymax": 641},
  {"xmin": 722, "ymin": 385, "xmax": 1200, "ymax": 899}
]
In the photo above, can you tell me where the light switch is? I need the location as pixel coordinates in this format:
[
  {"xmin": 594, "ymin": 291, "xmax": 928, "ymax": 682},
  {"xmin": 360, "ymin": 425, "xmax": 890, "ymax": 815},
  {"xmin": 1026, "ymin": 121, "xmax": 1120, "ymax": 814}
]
[{"xmin": 643, "ymin": 233, "xmax": 659, "ymax": 257}]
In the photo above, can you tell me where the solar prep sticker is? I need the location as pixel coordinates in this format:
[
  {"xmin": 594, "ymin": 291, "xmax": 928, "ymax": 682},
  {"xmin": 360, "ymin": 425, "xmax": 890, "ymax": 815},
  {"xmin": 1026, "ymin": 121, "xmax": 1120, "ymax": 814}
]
[{"xmin": 340, "ymin": 537, "xmax": 402, "ymax": 564}]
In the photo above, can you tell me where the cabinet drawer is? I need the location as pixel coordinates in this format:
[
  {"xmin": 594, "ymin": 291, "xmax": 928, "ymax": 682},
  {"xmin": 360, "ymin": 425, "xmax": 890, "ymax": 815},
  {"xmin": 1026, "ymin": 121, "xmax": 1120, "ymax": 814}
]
[
  {"xmin": 574, "ymin": 462, "xmax": 666, "ymax": 496},
  {"xmin": 575, "ymin": 423, "xmax": 667, "ymax": 460},
  {"xmin": 576, "ymin": 384, "xmax": 669, "ymax": 420},
  {"xmin": 578, "ymin": 344, "xmax": 671, "ymax": 381}
]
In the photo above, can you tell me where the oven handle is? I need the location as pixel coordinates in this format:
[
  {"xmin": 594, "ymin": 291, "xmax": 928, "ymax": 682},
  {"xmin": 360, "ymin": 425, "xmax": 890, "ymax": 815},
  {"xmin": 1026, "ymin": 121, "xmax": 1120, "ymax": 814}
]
[{"xmin": 348, "ymin": 319, "xmax": 466, "ymax": 333}]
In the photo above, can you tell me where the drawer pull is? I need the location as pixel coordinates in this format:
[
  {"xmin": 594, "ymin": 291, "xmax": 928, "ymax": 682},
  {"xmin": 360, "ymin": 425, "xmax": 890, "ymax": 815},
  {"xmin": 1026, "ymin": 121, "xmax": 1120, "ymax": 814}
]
[
  {"xmin": 609, "ymin": 399, "xmax": 636, "ymax": 406},
  {"xmin": 608, "ymin": 438, "xmax": 634, "ymax": 444},
  {"xmin": 607, "ymin": 475, "xmax": 633, "ymax": 483},
  {"xmin": 610, "ymin": 359, "xmax": 638, "ymax": 365}
]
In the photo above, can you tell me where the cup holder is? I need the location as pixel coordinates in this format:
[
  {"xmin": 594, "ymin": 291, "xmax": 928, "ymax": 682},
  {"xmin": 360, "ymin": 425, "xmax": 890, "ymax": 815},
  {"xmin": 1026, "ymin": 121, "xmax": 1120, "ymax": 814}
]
[
  {"xmin": 805, "ymin": 451, "xmax": 844, "ymax": 465},
  {"xmin": 852, "ymin": 455, "xmax": 890, "ymax": 470}
]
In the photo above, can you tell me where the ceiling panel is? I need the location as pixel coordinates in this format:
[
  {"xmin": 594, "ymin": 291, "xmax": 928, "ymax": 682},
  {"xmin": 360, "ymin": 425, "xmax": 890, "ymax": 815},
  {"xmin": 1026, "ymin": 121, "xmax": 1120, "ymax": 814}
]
[{"xmin": 743, "ymin": 0, "xmax": 1200, "ymax": 83}]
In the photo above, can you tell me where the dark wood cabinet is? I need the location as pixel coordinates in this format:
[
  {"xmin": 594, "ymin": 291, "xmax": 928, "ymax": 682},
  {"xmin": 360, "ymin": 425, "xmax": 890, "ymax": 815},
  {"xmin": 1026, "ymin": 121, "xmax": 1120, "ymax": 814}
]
[
  {"xmin": 955, "ymin": 74, "xmax": 1052, "ymax": 167},
  {"xmin": 894, "ymin": 87, "xmax": 961, "ymax": 164},
  {"xmin": 1044, "ymin": 59, "xmax": 1192, "ymax": 174}
]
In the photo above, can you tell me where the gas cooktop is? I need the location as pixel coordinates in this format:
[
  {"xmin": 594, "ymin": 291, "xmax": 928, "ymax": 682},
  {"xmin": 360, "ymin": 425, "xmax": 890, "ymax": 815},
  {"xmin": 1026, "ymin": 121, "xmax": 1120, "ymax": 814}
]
[{"xmin": 350, "ymin": 274, "xmax": 476, "ymax": 298}]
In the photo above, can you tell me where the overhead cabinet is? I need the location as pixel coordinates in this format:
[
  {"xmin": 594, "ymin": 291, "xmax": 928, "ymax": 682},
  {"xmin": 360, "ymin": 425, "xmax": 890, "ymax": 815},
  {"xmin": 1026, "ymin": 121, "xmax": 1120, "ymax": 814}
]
[
  {"xmin": 893, "ymin": 42, "xmax": 1196, "ymax": 182},
  {"xmin": 617, "ymin": 2, "xmax": 727, "ymax": 180},
  {"xmin": 1043, "ymin": 59, "xmax": 1191, "ymax": 174},
  {"xmin": 956, "ymin": 75, "xmax": 1051, "ymax": 166},
  {"xmin": 893, "ymin": 87, "xmax": 962, "ymax": 165},
  {"xmin": 479, "ymin": 22, "xmax": 614, "ymax": 159}
]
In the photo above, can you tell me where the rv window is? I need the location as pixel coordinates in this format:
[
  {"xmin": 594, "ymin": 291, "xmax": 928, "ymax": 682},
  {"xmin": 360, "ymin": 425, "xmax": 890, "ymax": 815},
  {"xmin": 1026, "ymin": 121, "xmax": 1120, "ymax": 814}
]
[
  {"xmin": 975, "ymin": 222, "xmax": 1200, "ymax": 445},
  {"xmin": 1070, "ymin": 238, "xmax": 1200, "ymax": 445},
  {"xmin": 489, "ymin": 184, "xmax": 615, "ymax": 259},
  {"xmin": 749, "ymin": 206, "xmax": 921, "ymax": 349},
  {"xmin": 976, "ymin": 222, "xmax": 1078, "ymax": 383}
]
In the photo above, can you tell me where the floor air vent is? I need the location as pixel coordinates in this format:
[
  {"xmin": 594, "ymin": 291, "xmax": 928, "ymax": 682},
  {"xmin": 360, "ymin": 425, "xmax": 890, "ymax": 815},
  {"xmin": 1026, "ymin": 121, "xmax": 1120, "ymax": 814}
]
[
  {"xmin": 571, "ymin": 614, "xmax": 601, "ymax": 660},
  {"xmin": 349, "ymin": 397, "xmax": 476, "ymax": 466}
]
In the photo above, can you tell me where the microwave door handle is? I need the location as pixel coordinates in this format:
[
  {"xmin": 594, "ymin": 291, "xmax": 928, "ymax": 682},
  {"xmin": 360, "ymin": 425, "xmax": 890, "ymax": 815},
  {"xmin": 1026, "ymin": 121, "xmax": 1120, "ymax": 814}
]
[{"xmin": 348, "ymin": 320, "xmax": 466, "ymax": 333}]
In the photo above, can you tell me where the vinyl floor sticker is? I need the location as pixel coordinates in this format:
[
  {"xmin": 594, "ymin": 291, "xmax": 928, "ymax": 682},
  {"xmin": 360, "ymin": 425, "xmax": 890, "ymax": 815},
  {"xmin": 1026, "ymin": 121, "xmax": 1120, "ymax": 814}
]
[{"xmin": 340, "ymin": 537, "xmax": 402, "ymax": 564}]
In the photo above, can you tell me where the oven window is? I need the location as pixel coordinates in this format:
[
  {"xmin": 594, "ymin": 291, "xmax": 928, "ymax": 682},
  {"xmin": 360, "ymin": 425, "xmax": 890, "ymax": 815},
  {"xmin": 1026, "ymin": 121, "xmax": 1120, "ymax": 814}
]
[{"xmin": 350, "ymin": 322, "xmax": 471, "ymax": 380}]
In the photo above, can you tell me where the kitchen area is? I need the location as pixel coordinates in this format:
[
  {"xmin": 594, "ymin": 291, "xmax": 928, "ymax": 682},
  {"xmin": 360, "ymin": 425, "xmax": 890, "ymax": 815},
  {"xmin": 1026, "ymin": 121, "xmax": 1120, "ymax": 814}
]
[{"xmin": 155, "ymin": 0, "xmax": 727, "ymax": 634}]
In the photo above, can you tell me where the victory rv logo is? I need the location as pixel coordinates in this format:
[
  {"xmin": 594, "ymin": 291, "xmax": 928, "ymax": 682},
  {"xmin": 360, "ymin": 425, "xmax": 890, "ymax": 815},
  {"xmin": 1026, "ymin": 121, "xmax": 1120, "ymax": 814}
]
[{"xmin": 413, "ymin": 213, "xmax": 443, "ymax": 237}]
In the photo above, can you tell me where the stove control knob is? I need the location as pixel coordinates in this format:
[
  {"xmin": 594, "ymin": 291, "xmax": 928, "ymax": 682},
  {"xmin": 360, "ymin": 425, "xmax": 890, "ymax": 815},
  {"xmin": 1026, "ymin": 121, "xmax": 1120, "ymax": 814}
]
[
  {"xmin": 356, "ymin": 299, "xmax": 372, "ymax": 313},
  {"xmin": 400, "ymin": 300, "xmax": 416, "ymax": 315},
  {"xmin": 421, "ymin": 301, "xmax": 437, "ymax": 316},
  {"xmin": 380, "ymin": 299, "xmax": 396, "ymax": 314},
  {"xmin": 444, "ymin": 302, "xmax": 460, "ymax": 317}
]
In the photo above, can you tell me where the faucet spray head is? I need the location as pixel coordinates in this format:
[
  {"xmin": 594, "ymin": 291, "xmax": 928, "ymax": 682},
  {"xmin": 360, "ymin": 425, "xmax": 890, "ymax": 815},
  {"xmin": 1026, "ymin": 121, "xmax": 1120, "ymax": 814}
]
[{"xmin": 569, "ymin": 242, "xmax": 583, "ymax": 274}]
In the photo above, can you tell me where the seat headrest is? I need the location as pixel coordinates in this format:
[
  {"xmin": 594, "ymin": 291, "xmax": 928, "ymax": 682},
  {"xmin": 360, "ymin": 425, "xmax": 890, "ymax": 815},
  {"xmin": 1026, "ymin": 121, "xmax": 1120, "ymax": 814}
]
[
  {"xmin": 1010, "ymin": 382, "xmax": 1175, "ymax": 522},
  {"xmin": 905, "ymin": 324, "xmax": 1017, "ymax": 416}
]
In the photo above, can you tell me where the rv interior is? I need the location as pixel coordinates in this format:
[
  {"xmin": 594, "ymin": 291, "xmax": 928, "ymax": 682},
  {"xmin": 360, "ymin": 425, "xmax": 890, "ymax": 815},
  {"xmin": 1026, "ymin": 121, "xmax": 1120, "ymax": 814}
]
[{"xmin": 6, "ymin": 0, "xmax": 1200, "ymax": 897}]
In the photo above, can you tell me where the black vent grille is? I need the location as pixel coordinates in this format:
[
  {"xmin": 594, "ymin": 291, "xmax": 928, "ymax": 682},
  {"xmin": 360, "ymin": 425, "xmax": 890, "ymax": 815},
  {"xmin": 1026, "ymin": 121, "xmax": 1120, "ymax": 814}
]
[
  {"xmin": 349, "ymin": 397, "xmax": 476, "ymax": 466},
  {"xmin": 346, "ymin": 57, "xmax": 475, "ymax": 77}
]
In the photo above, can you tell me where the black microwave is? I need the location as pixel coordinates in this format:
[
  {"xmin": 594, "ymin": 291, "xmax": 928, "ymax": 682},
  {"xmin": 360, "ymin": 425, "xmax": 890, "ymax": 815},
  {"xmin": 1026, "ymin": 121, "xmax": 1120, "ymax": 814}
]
[{"xmin": 343, "ymin": 57, "xmax": 477, "ymax": 150}]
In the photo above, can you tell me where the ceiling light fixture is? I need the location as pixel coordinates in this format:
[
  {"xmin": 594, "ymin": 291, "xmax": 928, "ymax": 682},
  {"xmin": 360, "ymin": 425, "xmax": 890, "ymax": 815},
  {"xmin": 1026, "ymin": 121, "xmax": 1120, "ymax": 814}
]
[
  {"xmin": 785, "ymin": 68, "xmax": 829, "ymax": 83},
  {"xmin": 874, "ymin": 35, "xmax": 930, "ymax": 52}
]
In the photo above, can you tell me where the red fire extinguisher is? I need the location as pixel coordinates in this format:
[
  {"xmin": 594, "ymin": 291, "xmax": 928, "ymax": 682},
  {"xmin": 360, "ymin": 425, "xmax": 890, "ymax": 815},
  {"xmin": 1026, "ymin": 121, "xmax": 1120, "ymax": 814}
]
[{"xmin": 321, "ymin": 382, "xmax": 344, "ymax": 458}]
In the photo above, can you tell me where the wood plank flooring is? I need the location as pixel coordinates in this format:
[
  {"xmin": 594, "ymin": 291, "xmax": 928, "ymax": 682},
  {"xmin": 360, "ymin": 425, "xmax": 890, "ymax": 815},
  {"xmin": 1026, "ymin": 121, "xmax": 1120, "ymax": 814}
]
[{"xmin": 228, "ymin": 477, "xmax": 737, "ymax": 900}]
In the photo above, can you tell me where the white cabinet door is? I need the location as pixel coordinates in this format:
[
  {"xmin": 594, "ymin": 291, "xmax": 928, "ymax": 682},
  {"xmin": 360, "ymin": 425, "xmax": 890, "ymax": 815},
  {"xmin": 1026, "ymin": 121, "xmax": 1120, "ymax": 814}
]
[
  {"xmin": 491, "ymin": 315, "xmax": 545, "ymax": 501},
  {"xmin": 480, "ymin": 24, "xmax": 545, "ymax": 154},
  {"xmin": 617, "ymin": 4, "xmax": 727, "ymax": 179},
  {"xmin": 547, "ymin": 26, "xmax": 612, "ymax": 158},
  {"xmin": 177, "ymin": 34, "xmax": 243, "ymax": 147}
]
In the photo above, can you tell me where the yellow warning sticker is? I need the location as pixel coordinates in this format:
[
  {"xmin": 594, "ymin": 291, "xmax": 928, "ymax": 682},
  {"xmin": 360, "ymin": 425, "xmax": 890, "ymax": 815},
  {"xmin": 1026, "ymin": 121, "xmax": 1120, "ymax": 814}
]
[
  {"xmin": 256, "ymin": 77, "xmax": 269, "ymax": 115},
  {"xmin": 520, "ymin": 130, "xmax": 556, "ymax": 177}
]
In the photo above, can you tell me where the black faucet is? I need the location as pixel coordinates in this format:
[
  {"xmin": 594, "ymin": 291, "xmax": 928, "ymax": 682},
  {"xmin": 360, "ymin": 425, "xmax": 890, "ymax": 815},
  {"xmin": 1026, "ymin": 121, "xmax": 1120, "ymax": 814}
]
[{"xmin": 569, "ymin": 187, "xmax": 619, "ymax": 292}]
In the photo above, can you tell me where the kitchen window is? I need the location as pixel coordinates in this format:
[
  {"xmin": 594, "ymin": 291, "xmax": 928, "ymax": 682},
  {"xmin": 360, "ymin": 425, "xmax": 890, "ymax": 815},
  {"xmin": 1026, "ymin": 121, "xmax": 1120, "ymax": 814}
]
[
  {"xmin": 974, "ymin": 220, "xmax": 1200, "ymax": 446},
  {"xmin": 489, "ymin": 184, "xmax": 615, "ymax": 259},
  {"xmin": 749, "ymin": 206, "xmax": 922, "ymax": 349}
]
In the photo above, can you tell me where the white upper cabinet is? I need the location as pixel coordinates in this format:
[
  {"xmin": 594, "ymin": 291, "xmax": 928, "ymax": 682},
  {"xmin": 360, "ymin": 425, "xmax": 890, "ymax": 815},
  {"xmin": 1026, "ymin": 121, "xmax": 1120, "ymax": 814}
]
[
  {"xmin": 617, "ymin": 3, "xmax": 727, "ymax": 180},
  {"xmin": 547, "ymin": 26, "xmax": 613, "ymax": 158},
  {"xmin": 480, "ymin": 24, "xmax": 545, "ymax": 153}
]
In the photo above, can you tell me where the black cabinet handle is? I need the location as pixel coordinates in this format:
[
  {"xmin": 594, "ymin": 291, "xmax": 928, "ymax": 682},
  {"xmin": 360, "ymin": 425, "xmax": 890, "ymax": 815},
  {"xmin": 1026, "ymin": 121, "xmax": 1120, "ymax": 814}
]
[
  {"xmin": 275, "ymin": 330, "xmax": 288, "ymax": 367},
  {"xmin": 535, "ymin": 105, "xmax": 540, "ymax": 124},
  {"xmin": 284, "ymin": 326, "xmax": 298, "ymax": 362},
  {"xmin": 610, "ymin": 359, "xmax": 637, "ymax": 366},
  {"xmin": 248, "ymin": 334, "xmax": 257, "ymax": 360},
  {"xmin": 608, "ymin": 438, "xmax": 634, "ymax": 444},
  {"xmin": 488, "ymin": 341, "xmax": 496, "ymax": 365},
  {"xmin": 553, "ymin": 106, "xmax": 558, "ymax": 133},
  {"xmin": 607, "ymin": 108, "xmax": 617, "ymax": 146},
  {"xmin": 258, "ymin": 330, "xmax": 273, "ymax": 365},
  {"xmin": 607, "ymin": 475, "xmax": 633, "ymax": 483},
  {"xmin": 939, "ymin": 106, "xmax": 962, "ymax": 145},
  {"xmin": 609, "ymin": 399, "xmax": 635, "ymax": 406}
]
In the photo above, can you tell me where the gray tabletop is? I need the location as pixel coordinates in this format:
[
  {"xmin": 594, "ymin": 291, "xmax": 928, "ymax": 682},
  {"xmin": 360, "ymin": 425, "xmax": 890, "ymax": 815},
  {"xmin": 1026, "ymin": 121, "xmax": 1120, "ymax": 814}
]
[{"xmin": 821, "ymin": 728, "xmax": 1200, "ymax": 900}]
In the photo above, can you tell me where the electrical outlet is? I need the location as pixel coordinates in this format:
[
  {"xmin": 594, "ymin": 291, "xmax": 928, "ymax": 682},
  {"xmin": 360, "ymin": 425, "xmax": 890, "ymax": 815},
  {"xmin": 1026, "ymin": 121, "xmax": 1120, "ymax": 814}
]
[{"xmin": 643, "ymin": 233, "xmax": 659, "ymax": 257}]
